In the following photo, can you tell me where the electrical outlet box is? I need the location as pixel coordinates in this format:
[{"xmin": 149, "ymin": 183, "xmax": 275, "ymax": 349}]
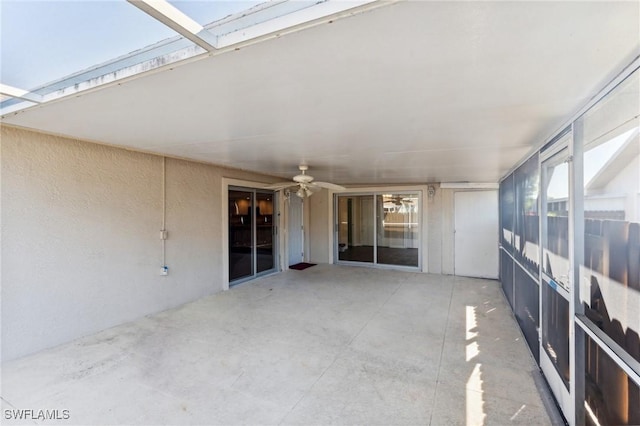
[
  {"xmin": 160, "ymin": 230, "xmax": 168, "ymax": 240},
  {"xmin": 161, "ymin": 266, "xmax": 169, "ymax": 276}
]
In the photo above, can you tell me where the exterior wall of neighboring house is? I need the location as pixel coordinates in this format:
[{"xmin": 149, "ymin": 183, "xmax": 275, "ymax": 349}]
[
  {"xmin": 602, "ymin": 154, "xmax": 640, "ymax": 221},
  {"xmin": 585, "ymin": 153, "xmax": 639, "ymax": 221},
  {"xmin": 1, "ymin": 126, "xmax": 279, "ymax": 361}
]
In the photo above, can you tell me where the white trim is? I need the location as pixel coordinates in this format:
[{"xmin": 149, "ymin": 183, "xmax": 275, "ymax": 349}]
[
  {"xmin": 327, "ymin": 189, "xmax": 334, "ymax": 264},
  {"xmin": 126, "ymin": 0, "xmax": 218, "ymax": 51},
  {"xmin": 539, "ymin": 142, "xmax": 574, "ymax": 425},
  {"xmin": 440, "ymin": 182, "xmax": 498, "ymax": 189},
  {"xmin": 576, "ymin": 316, "xmax": 640, "ymax": 387},
  {"xmin": 222, "ymin": 177, "xmax": 280, "ymax": 290},
  {"xmin": 540, "ymin": 349, "xmax": 573, "ymax": 423},
  {"xmin": 0, "ymin": 84, "xmax": 43, "ymax": 103}
]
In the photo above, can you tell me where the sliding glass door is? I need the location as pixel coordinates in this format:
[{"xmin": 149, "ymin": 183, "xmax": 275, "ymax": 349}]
[
  {"xmin": 229, "ymin": 187, "xmax": 277, "ymax": 285},
  {"xmin": 336, "ymin": 192, "xmax": 420, "ymax": 269},
  {"xmin": 337, "ymin": 195, "xmax": 374, "ymax": 263}
]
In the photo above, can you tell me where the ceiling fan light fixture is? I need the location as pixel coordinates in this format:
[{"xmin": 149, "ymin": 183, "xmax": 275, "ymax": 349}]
[{"xmin": 262, "ymin": 165, "xmax": 346, "ymax": 194}]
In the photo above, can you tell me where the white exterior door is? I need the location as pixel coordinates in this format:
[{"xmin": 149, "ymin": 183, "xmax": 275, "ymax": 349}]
[
  {"xmin": 454, "ymin": 190, "xmax": 499, "ymax": 279},
  {"xmin": 288, "ymin": 195, "xmax": 304, "ymax": 266}
]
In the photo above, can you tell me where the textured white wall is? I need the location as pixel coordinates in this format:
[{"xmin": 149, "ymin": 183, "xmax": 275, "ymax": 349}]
[
  {"xmin": 307, "ymin": 189, "xmax": 330, "ymax": 264},
  {"xmin": 441, "ymin": 188, "xmax": 455, "ymax": 275},
  {"xmin": 427, "ymin": 184, "xmax": 443, "ymax": 274},
  {"xmin": 1, "ymin": 126, "xmax": 276, "ymax": 361}
]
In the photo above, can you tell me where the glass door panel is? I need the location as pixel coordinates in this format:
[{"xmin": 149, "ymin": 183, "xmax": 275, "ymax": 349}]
[
  {"xmin": 376, "ymin": 193, "xmax": 419, "ymax": 267},
  {"xmin": 337, "ymin": 195, "xmax": 374, "ymax": 263},
  {"xmin": 229, "ymin": 190, "xmax": 254, "ymax": 282},
  {"xmin": 256, "ymin": 192, "xmax": 275, "ymax": 273},
  {"xmin": 229, "ymin": 188, "xmax": 277, "ymax": 284}
]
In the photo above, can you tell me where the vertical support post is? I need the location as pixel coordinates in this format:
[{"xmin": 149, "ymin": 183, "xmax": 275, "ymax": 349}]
[{"xmin": 571, "ymin": 120, "xmax": 586, "ymax": 426}]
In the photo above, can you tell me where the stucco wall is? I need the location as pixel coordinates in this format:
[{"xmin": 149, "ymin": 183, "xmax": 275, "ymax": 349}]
[
  {"xmin": 307, "ymin": 189, "xmax": 330, "ymax": 264},
  {"xmin": 1, "ymin": 126, "xmax": 276, "ymax": 361},
  {"xmin": 427, "ymin": 185, "xmax": 443, "ymax": 274},
  {"xmin": 441, "ymin": 188, "xmax": 455, "ymax": 275}
]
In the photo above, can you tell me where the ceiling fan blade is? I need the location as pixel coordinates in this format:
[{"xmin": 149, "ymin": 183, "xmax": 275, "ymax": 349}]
[
  {"xmin": 311, "ymin": 181, "xmax": 346, "ymax": 191},
  {"xmin": 262, "ymin": 182, "xmax": 296, "ymax": 190}
]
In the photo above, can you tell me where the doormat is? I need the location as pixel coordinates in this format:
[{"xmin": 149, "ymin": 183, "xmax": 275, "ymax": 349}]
[{"xmin": 289, "ymin": 262, "xmax": 317, "ymax": 270}]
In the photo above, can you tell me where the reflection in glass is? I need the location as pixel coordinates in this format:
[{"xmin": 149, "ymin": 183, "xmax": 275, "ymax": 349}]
[
  {"xmin": 514, "ymin": 266, "xmax": 540, "ymax": 363},
  {"xmin": 229, "ymin": 190, "xmax": 253, "ymax": 282},
  {"xmin": 542, "ymin": 282, "xmax": 570, "ymax": 389},
  {"xmin": 514, "ymin": 154, "xmax": 540, "ymax": 278},
  {"xmin": 543, "ymin": 149, "xmax": 570, "ymax": 291},
  {"xmin": 500, "ymin": 174, "xmax": 515, "ymax": 251},
  {"xmin": 337, "ymin": 195, "xmax": 374, "ymax": 263},
  {"xmin": 256, "ymin": 192, "xmax": 274, "ymax": 273},
  {"xmin": 580, "ymin": 68, "xmax": 640, "ymax": 364},
  {"xmin": 500, "ymin": 249, "xmax": 515, "ymax": 309},
  {"xmin": 376, "ymin": 194, "xmax": 419, "ymax": 267},
  {"xmin": 585, "ymin": 335, "xmax": 640, "ymax": 426}
]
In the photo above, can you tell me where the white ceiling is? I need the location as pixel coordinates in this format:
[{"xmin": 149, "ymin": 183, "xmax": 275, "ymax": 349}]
[{"xmin": 2, "ymin": 1, "xmax": 639, "ymax": 185}]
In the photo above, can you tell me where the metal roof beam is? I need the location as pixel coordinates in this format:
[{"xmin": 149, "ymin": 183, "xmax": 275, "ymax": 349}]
[{"xmin": 127, "ymin": 0, "xmax": 218, "ymax": 52}]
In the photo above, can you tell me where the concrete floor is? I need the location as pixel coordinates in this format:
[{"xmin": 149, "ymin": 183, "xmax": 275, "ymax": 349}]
[{"xmin": 2, "ymin": 265, "xmax": 556, "ymax": 425}]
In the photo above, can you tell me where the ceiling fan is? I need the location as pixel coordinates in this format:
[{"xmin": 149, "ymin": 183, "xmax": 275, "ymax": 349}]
[
  {"xmin": 264, "ymin": 165, "xmax": 346, "ymax": 197},
  {"xmin": 385, "ymin": 195, "xmax": 415, "ymax": 206}
]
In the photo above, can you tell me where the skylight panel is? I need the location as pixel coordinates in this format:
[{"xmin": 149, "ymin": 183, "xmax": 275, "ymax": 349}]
[
  {"xmin": 0, "ymin": 0, "xmax": 190, "ymax": 91},
  {"xmin": 204, "ymin": 0, "xmax": 377, "ymax": 48},
  {"xmin": 1, "ymin": 0, "xmax": 380, "ymax": 115},
  {"xmin": 168, "ymin": 0, "xmax": 265, "ymax": 26}
]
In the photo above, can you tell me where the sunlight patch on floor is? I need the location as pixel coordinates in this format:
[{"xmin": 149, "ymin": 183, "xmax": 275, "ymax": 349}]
[{"xmin": 466, "ymin": 305, "xmax": 485, "ymax": 426}]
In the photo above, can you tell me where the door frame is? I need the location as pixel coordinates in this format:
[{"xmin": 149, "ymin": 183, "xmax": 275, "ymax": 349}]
[
  {"xmin": 222, "ymin": 178, "xmax": 282, "ymax": 289},
  {"xmin": 286, "ymin": 192, "xmax": 305, "ymax": 267},
  {"xmin": 333, "ymin": 190, "xmax": 422, "ymax": 271},
  {"xmin": 539, "ymin": 129, "xmax": 575, "ymax": 423},
  {"xmin": 453, "ymin": 190, "xmax": 499, "ymax": 279}
]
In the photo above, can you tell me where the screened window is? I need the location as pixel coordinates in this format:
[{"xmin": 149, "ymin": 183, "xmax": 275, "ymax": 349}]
[
  {"xmin": 514, "ymin": 153, "xmax": 540, "ymax": 278},
  {"xmin": 499, "ymin": 174, "xmax": 515, "ymax": 252},
  {"xmin": 579, "ymin": 68, "xmax": 640, "ymax": 363}
]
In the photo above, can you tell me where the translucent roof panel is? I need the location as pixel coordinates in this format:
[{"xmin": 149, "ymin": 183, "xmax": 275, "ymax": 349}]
[
  {"xmin": 205, "ymin": 0, "xmax": 376, "ymax": 48},
  {"xmin": 0, "ymin": 0, "xmax": 190, "ymax": 91},
  {"xmin": 168, "ymin": 0, "xmax": 265, "ymax": 26}
]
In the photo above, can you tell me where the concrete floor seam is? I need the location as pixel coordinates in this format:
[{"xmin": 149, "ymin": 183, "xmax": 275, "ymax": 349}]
[{"xmin": 428, "ymin": 279, "xmax": 456, "ymax": 426}]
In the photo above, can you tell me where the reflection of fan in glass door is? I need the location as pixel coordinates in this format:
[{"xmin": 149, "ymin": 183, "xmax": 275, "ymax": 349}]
[
  {"xmin": 380, "ymin": 195, "xmax": 414, "ymax": 249},
  {"xmin": 376, "ymin": 193, "xmax": 419, "ymax": 267},
  {"xmin": 336, "ymin": 192, "xmax": 419, "ymax": 268}
]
